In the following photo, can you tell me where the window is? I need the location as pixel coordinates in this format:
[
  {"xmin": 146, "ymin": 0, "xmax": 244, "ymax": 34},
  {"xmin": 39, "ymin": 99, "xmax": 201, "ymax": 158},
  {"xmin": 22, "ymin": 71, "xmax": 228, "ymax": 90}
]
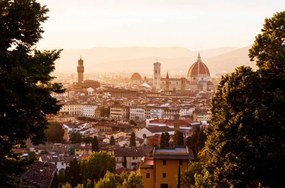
[
  {"xmin": 162, "ymin": 160, "xmax": 167, "ymax": 165},
  {"xmin": 162, "ymin": 173, "xmax": 166, "ymax": 178},
  {"xmin": 160, "ymin": 184, "xmax": 168, "ymax": 188},
  {"xmin": 146, "ymin": 173, "xmax": 150, "ymax": 178}
]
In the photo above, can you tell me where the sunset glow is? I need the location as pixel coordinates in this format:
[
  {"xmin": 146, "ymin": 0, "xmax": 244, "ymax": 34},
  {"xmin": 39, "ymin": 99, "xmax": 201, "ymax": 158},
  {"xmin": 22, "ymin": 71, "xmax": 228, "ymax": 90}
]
[{"xmin": 38, "ymin": 0, "xmax": 285, "ymax": 50}]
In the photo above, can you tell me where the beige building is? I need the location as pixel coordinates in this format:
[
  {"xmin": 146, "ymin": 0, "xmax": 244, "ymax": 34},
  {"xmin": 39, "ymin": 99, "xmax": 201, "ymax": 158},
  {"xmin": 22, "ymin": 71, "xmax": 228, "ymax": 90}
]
[
  {"xmin": 59, "ymin": 103, "xmax": 82, "ymax": 116},
  {"xmin": 139, "ymin": 147, "xmax": 194, "ymax": 188},
  {"xmin": 129, "ymin": 106, "xmax": 145, "ymax": 122},
  {"xmin": 109, "ymin": 106, "xmax": 129, "ymax": 120}
]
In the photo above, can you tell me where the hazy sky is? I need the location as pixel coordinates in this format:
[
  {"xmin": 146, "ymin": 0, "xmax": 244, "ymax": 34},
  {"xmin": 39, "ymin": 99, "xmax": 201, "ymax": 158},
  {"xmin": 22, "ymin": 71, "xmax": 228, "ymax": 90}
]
[{"xmin": 37, "ymin": 0, "xmax": 285, "ymax": 50}]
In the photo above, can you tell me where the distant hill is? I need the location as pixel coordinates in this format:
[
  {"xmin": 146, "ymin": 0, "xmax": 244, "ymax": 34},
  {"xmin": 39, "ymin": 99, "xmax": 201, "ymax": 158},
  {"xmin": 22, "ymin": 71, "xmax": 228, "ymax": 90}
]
[
  {"xmin": 205, "ymin": 46, "xmax": 257, "ymax": 75},
  {"xmin": 54, "ymin": 46, "xmax": 256, "ymax": 76}
]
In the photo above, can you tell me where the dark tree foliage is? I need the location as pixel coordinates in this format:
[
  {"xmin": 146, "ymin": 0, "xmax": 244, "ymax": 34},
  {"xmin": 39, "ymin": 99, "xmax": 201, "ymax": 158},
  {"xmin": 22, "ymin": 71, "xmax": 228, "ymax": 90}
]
[
  {"xmin": 68, "ymin": 145, "xmax": 75, "ymax": 155},
  {"xmin": 160, "ymin": 133, "xmax": 165, "ymax": 147},
  {"xmin": 129, "ymin": 132, "xmax": 136, "ymax": 147},
  {"xmin": 44, "ymin": 122, "xmax": 64, "ymax": 143},
  {"xmin": 0, "ymin": 0, "xmax": 64, "ymax": 186},
  {"xmin": 100, "ymin": 107, "xmax": 110, "ymax": 118},
  {"xmin": 181, "ymin": 161, "xmax": 203, "ymax": 187},
  {"xmin": 129, "ymin": 119, "xmax": 137, "ymax": 126},
  {"xmin": 198, "ymin": 11, "xmax": 285, "ymax": 187},
  {"xmin": 174, "ymin": 130, "xmax": 184, "ymax": 146},
  {"xmin": 92, "ymin": 136, "xmax": 100, "ymax": 152},
  {"xmin": 67, "ymin": 158, "xmax": 82, "ymax": 187},
  {"xmin": 83, "ymin": 136, "xmax": 93, "ymax": 144},
  {"xmin": 69, "ymin": 132, "xmax": 82, "ymax": 144},
  {"xmin": 160, "ymin": 132, "xmax": 170, "ymax": 148},
  {"xmin": 187, "ymin": 127, "xmax": 207, "ymax": 157},
  {"xmin": 110, "ymin": 135, "xmax": 115, "ymax": 145}
]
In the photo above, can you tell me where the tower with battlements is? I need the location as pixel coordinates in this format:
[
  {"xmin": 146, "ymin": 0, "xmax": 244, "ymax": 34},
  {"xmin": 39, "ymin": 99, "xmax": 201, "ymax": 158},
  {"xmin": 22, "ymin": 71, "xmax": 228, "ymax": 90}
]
[{"xmin": 77, "ymin": 57, "xmax": 84, "ymax": 84}]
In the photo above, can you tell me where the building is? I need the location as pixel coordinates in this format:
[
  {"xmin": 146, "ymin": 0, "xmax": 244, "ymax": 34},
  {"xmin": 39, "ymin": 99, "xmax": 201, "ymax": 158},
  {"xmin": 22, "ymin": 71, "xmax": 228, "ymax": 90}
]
[
  {"xmin": 77, "ymin": 57, "xmax": 84, "ymax": 84},
  {"xmin": 109, "ymin": 106, "xmax": 129, "ymax": 120},
  {"xmin": 130, "ymin": 72, "xmax": 143, "ymax": 81},
  {"xmin": 114, "ymin": 147, "xmax": 151, "ymax": 170},
  {"xmin": 153, "ymin": 62, "xmax": 161, "ymax": 91},
  {"xmin": 145, "ymin": 107, "xmax": 164, "ymax": 119},
  {"xmin": 192, "ymin": 108, "xmax": 211, "ymax": 121},
  {"xmin": 71, "ymin": 58, "xmax": 100, "ymax": 92},
  {"xmin": 139, "ymin": 146, "xmax": 194, "ymax": 188},
  {"xmin": 187, "ymin": 53, "xmax": 213, "ymax": 91},
  {"xmin": 20, "ymin": 161, "xmax": 57, "ymax": 188},
  {"xmin": 82, "ymin": 104, "xmax": 97, "ymax": 118},
  {"xmin": 136, "ymin": 126, "xmax": 174, "ymax": 140},
  {"xmin": 59, "ymin": 103, "xmax": 82, "ymax": 116},
  {"xmin": 129, "ymin": 106, "xmax": 146, "ymax": 122},
  {"xmin": 153, "ymin": 54, "xmax": 214, "ymax": 92}
]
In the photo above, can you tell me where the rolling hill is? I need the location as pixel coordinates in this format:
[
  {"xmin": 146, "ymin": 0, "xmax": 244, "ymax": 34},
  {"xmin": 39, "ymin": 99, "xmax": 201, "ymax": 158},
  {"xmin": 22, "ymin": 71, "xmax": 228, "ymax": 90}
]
[{"xmin": 54, "ymin": 46, "xmax": 256, "ymax": 76}]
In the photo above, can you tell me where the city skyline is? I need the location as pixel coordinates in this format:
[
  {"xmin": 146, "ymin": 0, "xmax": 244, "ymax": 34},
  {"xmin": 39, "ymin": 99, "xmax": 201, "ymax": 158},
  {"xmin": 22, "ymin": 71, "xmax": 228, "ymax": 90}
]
[{"xmin": 37, "ymin": 0, "xmax": 285, "ymax": 50}]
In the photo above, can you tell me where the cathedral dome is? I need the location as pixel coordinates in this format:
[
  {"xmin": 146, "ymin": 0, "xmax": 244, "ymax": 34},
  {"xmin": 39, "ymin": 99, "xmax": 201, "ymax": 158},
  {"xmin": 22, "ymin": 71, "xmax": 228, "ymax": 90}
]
[
  {"xmin": 187, "ymin": 53, "xmax": 210, "ymax": 81},
  {"xmin": 131, "ymin": 72, "xmax": 143, "ymax": 81}
]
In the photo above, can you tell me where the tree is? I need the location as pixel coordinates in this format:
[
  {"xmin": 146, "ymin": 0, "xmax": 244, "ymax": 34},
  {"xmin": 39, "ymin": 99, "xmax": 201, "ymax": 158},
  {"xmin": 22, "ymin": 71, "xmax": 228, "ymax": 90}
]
[
  {"xmin": 187, "ymin": 127, "xmax": 207, "ymax": 157},
  {"xmin": 0, "ymin": 0, "xmax": 64, "ymax": 186},
  {"xmin": 181, "ymin": 161, "xmax": 203, "ymax": 188},
  {"xmin": 109, "ymin": 135, "xmax": 115, "ymax": 145},
  {"xmin": 44, "ymin": 122, "xmax": 64, "ymax": 143},
  {"xmin": 198, "ymin": 11, "xmax": 285, "ymax": 187},
  {"xmin": 100, "ymin": 107, "xmax": 110, "ymax": 118},
  {"xmin": 129, "ymin": 119, "xmax": 137, "ymax": 126},
  {"xmin": 66, "ymin": 158, "xmax": 82, "ymax": 187},
  {"xmin": 69, "ymin": 132, "xmax": 82, "ymax": 144},
  {"xmin": 129, "ymin": 132, "xmax": 136, "ymax": 147},
  {"xmin": 164, "ymin": 132, "xmax": 170, "ymax": 147},
  {"xmin": 81, "ymin": 151, "xmax": 116, "ymax": 184},
  {"xmin": 92, "ymin": 136, "xmax": 99, "ymax": 152},
  {"xmin": 121, "ymin": 171, "xmax": 143, "ymax": 188},
  {"xmin": 83, "ymin": 136, "xmax": 93, "ymax": 144},
  {"xmin": 68, "ymin": 145, "xmax": 75, "ymax": 155},
  {"xmin": 94, "ymin": 171, "xmax": 119, "ymax": 188},
  {"xmin": 174, "ymin": 130, "xmax": 184, "ymax": 146},
  {"xmin": 160, "ymin": 132, "xmax": 170, "ymax": 148},
  {"xmin": 160, "ymin": 133, "xmax": 165, "ymax": 147}
]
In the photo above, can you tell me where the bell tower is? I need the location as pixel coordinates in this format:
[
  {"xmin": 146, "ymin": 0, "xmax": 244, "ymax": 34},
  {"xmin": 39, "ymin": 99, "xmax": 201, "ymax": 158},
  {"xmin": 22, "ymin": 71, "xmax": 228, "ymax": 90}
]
[
  {"xmin": 153, "ymin": 62, "xmax": 161, "ymax": 91},
  {"xmin": 77, "ymin": 57, "xmax": 84, "ymax": 84}
]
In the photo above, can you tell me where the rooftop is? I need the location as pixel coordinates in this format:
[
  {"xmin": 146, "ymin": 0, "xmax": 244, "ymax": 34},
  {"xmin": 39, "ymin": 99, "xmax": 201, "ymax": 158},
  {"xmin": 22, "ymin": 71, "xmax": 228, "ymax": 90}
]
[
  {"xmin": 153, "ymin": 146, "xmax": 194, "ymax": 160},
  {"xmin": 20, "ymin": 162, "xmax": 56, "ymax": 188}
]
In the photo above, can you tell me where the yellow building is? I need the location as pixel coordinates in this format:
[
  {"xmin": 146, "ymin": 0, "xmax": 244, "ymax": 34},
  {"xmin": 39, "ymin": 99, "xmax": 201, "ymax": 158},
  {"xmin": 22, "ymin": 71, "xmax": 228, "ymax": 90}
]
[{"xmin": 140, "ymin": 147, "xmax": 194, "ymax": 188}]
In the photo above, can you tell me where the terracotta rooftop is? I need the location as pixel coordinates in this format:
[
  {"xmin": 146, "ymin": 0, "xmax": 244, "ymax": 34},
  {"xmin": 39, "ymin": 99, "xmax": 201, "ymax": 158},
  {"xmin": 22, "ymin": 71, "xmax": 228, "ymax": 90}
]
[
  {"xmin": 146, "ymin": 126, "xmax": 174, "ymax": 133},
  {"xmin": 20, "ymin": 162, "xmax": 56, "ymax": 188},
  {"xmin": 139, "ymin": 157, "xmax": 154, "ymax": 169},
  {"xmin": 114, "ymin": 146, "xmax": 153, "ymax": 157}
]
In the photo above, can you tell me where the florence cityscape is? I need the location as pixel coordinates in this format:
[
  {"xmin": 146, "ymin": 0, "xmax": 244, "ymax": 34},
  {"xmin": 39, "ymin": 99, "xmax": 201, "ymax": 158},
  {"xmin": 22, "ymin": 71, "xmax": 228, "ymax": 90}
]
[{"xmin": 0, "ymin": 0, "xmax": 285, "ymax": 188}]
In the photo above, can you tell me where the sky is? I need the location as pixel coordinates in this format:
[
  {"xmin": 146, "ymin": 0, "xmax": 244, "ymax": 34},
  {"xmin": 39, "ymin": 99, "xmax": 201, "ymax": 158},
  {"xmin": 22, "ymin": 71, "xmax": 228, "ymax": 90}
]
[{"xmin": 37, "ymin": 0, "xmax": 285, "ymax": 50}]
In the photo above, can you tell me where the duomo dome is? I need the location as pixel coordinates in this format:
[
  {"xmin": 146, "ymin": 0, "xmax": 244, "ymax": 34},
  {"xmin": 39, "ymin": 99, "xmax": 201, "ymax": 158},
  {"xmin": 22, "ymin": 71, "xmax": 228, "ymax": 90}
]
[
  {"xmin": 131, "ymin": 72, "xmax": 143, "ymax": 81},
  {"xmin": 187, "ymin": 53, "xmax": 210, "ymax": 82}
]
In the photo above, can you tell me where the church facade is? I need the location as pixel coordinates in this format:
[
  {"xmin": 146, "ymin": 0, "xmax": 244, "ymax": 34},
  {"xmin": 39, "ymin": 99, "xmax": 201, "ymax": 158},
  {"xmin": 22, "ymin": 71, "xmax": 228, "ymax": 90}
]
[{"xmin": 153, "ymin": 54, "xmax": 214, "ymax": 92}]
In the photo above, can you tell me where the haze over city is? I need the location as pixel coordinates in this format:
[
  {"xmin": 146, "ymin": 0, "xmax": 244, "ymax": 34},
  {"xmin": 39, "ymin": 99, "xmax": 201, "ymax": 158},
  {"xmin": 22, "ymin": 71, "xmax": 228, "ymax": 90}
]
[
  {"xmin": 38, "ymin": 0, "xmax": 285, "ymax": 50},
  {"xmin": 35, "ymin": 0, "xmax": 285, "ymax": 75}
]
